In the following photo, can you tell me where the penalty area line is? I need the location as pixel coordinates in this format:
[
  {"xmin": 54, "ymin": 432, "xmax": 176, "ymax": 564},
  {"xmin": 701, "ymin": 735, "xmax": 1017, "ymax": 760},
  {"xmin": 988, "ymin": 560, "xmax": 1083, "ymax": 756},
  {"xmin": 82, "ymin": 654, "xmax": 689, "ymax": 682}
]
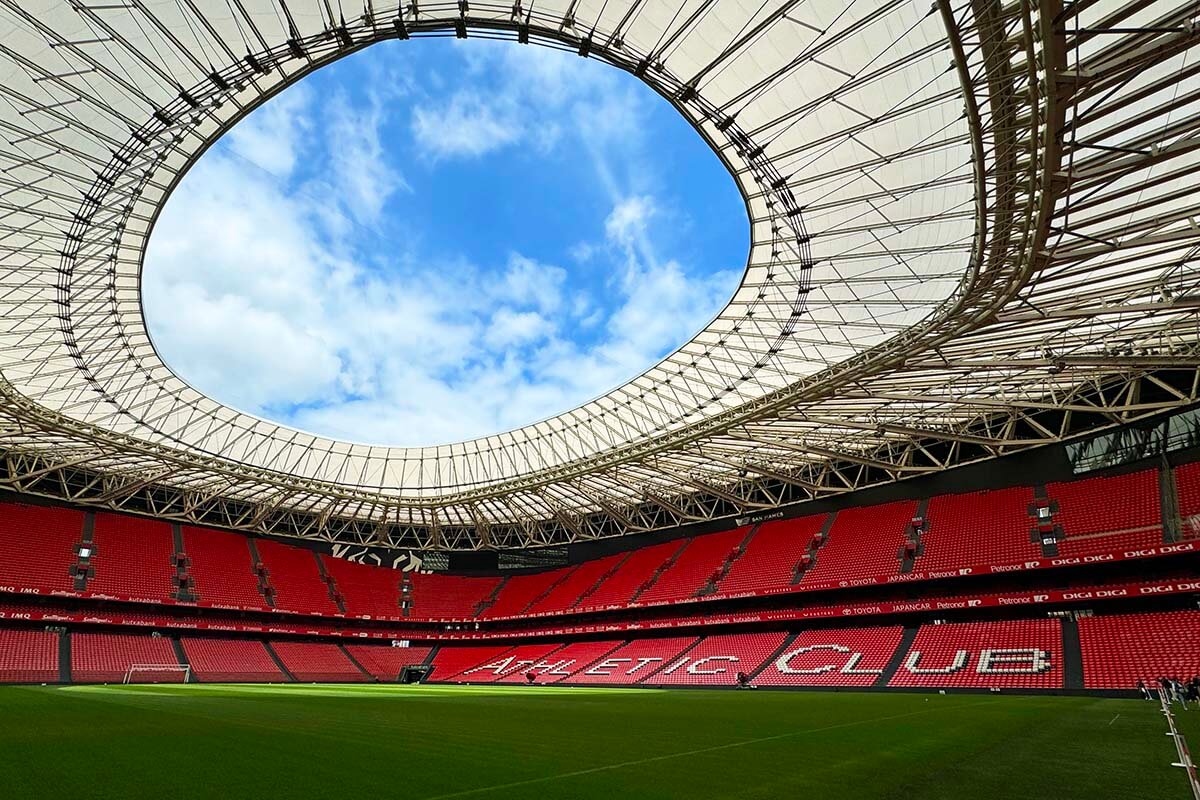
[{"xmin": 417, "ymin": 700, "xmax": 992, "ymax": 799}]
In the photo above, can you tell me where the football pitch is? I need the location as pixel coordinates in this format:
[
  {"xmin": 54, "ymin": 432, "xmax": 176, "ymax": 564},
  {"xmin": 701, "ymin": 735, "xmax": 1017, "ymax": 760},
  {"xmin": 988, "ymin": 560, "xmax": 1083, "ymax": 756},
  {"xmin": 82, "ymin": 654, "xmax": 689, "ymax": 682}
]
[{"xmin": 1, "ymin": 684, "xmax": 1196, "ymax": 799}]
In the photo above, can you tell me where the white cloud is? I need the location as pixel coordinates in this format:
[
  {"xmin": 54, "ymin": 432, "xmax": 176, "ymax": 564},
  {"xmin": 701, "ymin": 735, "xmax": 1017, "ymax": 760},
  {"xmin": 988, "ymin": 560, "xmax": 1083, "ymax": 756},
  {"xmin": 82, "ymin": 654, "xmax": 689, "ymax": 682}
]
[{"xmin": 411, "ymin": 91, "xmax": 523, "ymax": 158}]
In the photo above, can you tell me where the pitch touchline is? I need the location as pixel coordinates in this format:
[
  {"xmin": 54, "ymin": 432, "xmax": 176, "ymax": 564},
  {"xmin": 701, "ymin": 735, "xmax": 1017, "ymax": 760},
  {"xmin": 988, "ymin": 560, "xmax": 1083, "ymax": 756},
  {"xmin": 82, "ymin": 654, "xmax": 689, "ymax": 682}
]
[{"xmin": 418, "ymin": 700, "xmax": 993, "ymax": 800}]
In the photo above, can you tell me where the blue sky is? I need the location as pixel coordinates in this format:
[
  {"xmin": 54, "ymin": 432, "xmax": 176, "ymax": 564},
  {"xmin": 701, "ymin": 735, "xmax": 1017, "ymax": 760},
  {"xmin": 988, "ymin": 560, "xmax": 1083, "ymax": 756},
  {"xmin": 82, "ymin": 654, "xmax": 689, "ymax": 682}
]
[{"xmin": 143, "ymin": 39, "xmax": 747, "ymax": 447}]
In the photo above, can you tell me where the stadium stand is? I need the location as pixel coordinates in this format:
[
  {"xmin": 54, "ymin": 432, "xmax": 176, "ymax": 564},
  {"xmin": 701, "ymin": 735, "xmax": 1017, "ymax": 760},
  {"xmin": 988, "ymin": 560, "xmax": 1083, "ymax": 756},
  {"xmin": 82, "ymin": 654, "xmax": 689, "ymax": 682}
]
[
  {"xmin": 563, "ymin": 637, "xmax": 697, "ymax": 684},
  {"xmin": 755, "ymin": 627, "xmax": 906, "ymax": 687},
  {"xmin": 480, "ymin": 568, "xmax": 572, "ymax": 618},
  {"xmin": 1078, "ymin": 610, "xmax": 1200, "ymax": 690},
  {"xmin": 256, "ymin": 540, "xmax": 340, "ymax": 615},
  {"xmin": 645, "ymin": 632, "xmax": 788, "ymax": 686},
  {"xmin": 579, "ymin": 541, "xmax": 684, "ymax": 610},
  {"xmin": 320, "ymin": 555, "xmax": 401, "ymax": 619},
  {"xmin": 1175, "ymin": 461, "xmax": 1200, "ymax": 537},
  {"xmin": 801, "ymin": 501, "xmax": 918, "ymax": 586},
  {"xmin": 0, "ymin": 628, "xmax": 59, "ymax": 683},
  {"xmin": 919, "ymin": 487, "xmax": 1038, "ymax": 572},
  {"xmin": 460, "ymin": 643, "xmax": 567, "ymax": 683},
  {"xmin": 71, "ymin": 632, "xmax": 183, "ymax": 683},
  {"xmin": 1048, "ymin": 469, "xmax": 1162, "ymax": 555},
  {"xmin": 182, "ymin": 637, "xmax": 286, "ymax": 683},
  {"xmin": 407, "ymin": 573, "xmax": 502, "ymax": 620},
  {"xmin": 0, "ymin": 503, "xmax": 84, "ymax": 594},
  {"xmin": 429, "ymin": 645, "xmax": 515, "ymax": 680},
  {"xmin": 269, "ymin": 641, "xmax": 366, "ymax": 682},
  {"xmin": 888, "ymin": 619, "xmax": 1061, "ymax": 689},
  {"xmin": 525, "ymin": 554, "xmax": 624, "ymax": 615},
  {"xmin": 715, "ymin": 515, "xmax": 827, "ymax": 596},
  {"xmin": 88, "ymin": 514, "xmax": 176, "ymax": 603},
  {"xmin": 537, "ymin": 640, "xmax": 624, "ymax": 683},
  {"xmin": 636, "ymin": 528, "xmax": 751, "ymax": 605},
  {"xmin": 181, "ymin": 526, "xmax": 270, "ymax": 611},
  {"xmin": 344, "ymin": 645, "xmax": 431, "ymax": 682}
]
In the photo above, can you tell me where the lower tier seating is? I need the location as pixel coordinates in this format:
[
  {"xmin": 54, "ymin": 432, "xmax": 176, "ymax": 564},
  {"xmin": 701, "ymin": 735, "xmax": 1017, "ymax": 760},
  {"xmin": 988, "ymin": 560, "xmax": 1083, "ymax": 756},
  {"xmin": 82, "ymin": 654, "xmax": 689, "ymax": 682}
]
[
  {"xmin": 344, "ymin": 645, "xmax": 431, "ymax": 681},
  {"xmin": 71, "ymin": 632, "xmax": 183, "ymax": 683},
  {"xmin": 270, "ymin": 641, "xmax": 366, "ymax": 682},
  {"xmin": 427, "ymin": 645, "xmax": 516, "ymax": 681},
  {"xmin": 0, "ymin": 628, "xmax": 58, "ymax": 683},
  {"xmin": 458, "ymin": 643, "xmax": 567, "ymax": 683},
  {"xmin": 1078, "ymin": 610, "xmax": 1200, "ymax": 689},
  {"xmin": 887, "ymin": 619, "xmax": 1061, "ymax": 689},
  {"xmin": 645, "ymin": 632, "xmax": 788, "ymax": 686},
  {"xmin": 536, "ymin": 641, "xmax": 625, "ymax": 683},
  {"xmin": 181, "ymin": 637, "xmax": 285, "ymax": 683},
  {"xmin": 755, "ymin": 627, "xmax": 906, "ymax": 687},
  {"xmin": 561, "ymin": 637, "xmax": 698, "ymax": 685}
]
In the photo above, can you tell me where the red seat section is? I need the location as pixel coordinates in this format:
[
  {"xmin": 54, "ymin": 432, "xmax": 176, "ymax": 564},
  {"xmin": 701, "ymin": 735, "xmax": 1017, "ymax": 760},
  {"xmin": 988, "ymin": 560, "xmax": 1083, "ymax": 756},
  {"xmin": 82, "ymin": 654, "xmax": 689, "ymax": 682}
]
[
  {"xmin": 407, "ymin": 573, "xmax": 502, "ymax": 620},
  {"xmin": 89, "ymin": 514, "xmax": 175, "ymax": 603},
  {"xmin": 321, "ymin": 556, "xmax": 400, "ymax": 619},
  {"xmin": 182, "ymin": 637, "xmax": 285, "ymax": 683},
  {"xmin": 577, "ymin": 542, "xmax": 683, "ymax": 611},
  {"xmin": 920, "ymin": 487, "xmax": 1038, "ymax": 573},
  {"xmin": 801, "ymin": 501, "xmax": 918, "ymax": 587},
  {"xmin": 182, "ymin": 526, "xmax": 268, "ymax": 611},
  {"xmin": 270, "ymin": 641, "xmax": 365, "ymax": 682},
  {"xmin": 481, "ymin": 568, "xmax": 573, "ymax": 618},
  {"xmin": 0, "ymin": 502, "xmax": 84, "ymax": 594},
  {"xmin": 637, "ymin": 528, "xmax": 750, "ymax": 605},
  {"xmin": 344, "ymin": 645, "xmax": 431, "ymax": 681},
  {"xmin": 526, "ymin": 555, "xmax": 624, "ymax": 616},
  {"xmin": 888, "ymin": 619, "xmax": 1061, "ymax": 689},
  {"xmin": 1048, "ymin": 469, "xmax": 1162, "ymax": 556},
  {"xmin": 562, "ymin": 637, "xmax": 697, "ymax": 685},
  {"xmin": 537, "ymin": 640, "xmax": 624, "ymax": 683},
  {"xmin": 1178, "ymin": 462, "xmax": 1200, "ymax": 535},
  {"xmin": 458, "ymin": 643, "xmax": 567, "ymax": 683},
  {"xmin": 1079, "ymin": 610, "xmax": 1200, "ymax": 689},
  {"xmin": 71, "ymin": 632, "xmax": 183, "ymax": 683},
  {"xmin": 256, "ymin": 539, "xmax": 339, "ymax": 615},
  {"xmin": 645, "ymin": 632, "xmax": 787, "ymax": 686},
  {"xmin": 716, "ymin": 516, "xmax": 827, "ymax": 596},
  {"xmin": 756, "ymin": 627, "xmax": 904, "ymax": 686},
  {"xmin": 428, "ymin": 645, "xmax": 515, "ymax": 681},
  {"xmin": 0, "ymin": 628, "xmax": 59, "ymax": 683}
]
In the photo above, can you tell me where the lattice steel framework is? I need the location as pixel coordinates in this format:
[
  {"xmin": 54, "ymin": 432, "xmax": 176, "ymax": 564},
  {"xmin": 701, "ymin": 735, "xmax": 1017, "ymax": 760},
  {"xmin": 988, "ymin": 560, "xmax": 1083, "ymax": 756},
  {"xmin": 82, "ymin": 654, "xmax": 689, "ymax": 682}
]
[{"xmin": 0, "ymin": 0, "xmax": 1197, "ymax": 549}]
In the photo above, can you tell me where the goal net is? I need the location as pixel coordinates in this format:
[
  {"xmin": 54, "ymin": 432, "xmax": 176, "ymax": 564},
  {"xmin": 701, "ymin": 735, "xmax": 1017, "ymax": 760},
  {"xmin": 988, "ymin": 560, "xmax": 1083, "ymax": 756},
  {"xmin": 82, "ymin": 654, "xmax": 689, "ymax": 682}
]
[{"xmin": 123, "ymin": 664, "xmax": 191, "ymax": 684}]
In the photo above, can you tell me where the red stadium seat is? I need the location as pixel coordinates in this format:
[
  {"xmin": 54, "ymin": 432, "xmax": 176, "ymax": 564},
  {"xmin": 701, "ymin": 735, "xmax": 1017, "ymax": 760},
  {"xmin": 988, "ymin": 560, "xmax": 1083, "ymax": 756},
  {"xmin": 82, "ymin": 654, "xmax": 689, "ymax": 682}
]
[{"xmin": 1079, "ymin": 610, "xmax": 1200, "ymax": 689}]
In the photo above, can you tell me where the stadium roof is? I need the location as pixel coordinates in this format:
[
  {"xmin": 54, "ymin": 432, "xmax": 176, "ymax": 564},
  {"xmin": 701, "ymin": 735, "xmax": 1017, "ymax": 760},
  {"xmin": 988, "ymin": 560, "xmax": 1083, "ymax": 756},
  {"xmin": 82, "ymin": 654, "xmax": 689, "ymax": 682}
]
[{"xmin": 0, "ymin": 0, "xmax": 1197, "ymax": 550}]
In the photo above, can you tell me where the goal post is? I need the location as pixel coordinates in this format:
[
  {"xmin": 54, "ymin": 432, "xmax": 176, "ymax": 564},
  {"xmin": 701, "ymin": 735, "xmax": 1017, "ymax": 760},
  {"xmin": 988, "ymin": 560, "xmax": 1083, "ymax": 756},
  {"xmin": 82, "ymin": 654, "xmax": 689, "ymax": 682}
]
[{"xmin": 123, "ymin": 664, "xmax": 192, "ymax": 685}]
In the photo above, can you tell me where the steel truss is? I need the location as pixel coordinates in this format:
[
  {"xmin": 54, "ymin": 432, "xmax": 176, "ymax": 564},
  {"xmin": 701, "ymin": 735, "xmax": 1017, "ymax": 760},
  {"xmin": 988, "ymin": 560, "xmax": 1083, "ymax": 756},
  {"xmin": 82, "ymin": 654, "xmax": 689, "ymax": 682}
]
[{"xmin": 0, "ymin": 0, "xmax": 1197, "ymax": 549}]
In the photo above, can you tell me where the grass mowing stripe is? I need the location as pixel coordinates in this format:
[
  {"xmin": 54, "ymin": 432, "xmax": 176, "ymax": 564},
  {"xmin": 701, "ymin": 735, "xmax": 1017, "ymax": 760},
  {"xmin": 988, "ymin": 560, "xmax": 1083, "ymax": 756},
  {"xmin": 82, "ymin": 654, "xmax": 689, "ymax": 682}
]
[{"xmin": 417, "ymin": 700, "xmax": 993, "ymax": 800}]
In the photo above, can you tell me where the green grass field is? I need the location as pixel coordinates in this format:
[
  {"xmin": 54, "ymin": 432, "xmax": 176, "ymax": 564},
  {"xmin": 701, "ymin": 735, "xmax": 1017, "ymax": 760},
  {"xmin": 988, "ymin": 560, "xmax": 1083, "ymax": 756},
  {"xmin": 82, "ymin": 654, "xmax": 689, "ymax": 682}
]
[{"xmin": 1, "ymin": 684, "xmax": 1196, "ymax": 799}]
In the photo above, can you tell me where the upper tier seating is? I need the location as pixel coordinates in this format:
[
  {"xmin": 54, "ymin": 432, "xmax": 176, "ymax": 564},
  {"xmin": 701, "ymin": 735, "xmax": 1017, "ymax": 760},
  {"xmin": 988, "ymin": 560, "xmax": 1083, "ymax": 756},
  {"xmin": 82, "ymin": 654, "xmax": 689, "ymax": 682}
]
[
  {"xmin": 525, "ymin": 554, "xmax": 624, "ymax": 616},
  {"xmin": 645, "ymin": 632, "xmax": 788, "ymax": 686},
  {"xmin": 1078, "ymin": 610, "xmax": 1200, "ymax": 689},
  {"xmin": 0, "ymin": 628, "xmax": 59, "ymax": 683},
  {"xmin": 256, "ymin": 539, "xmax": 339, "ymax": 616},
  {"xmin": 407, "ymin": 573, "xmax": 502, "ymax": 620},
  {"xmin": 755, "ymin": 626, "xmax": 905, "ymax": 686},
  {"xmin": 537, "ymin": 640, "xmax": 624, "ymax": 683},
  {"xmin": 888, "ymin": 619, "xmax": 1061, "ymax": 689},
  {"xmin": 1175, "ymin": 461, "xmax": 1200, "ymax": 537},
  {"xmin": 0, "ymin": 502, "xmax": 83, "ymax": 594},
  {"xmin": 801, "ymin": 501, "xmax": 918, "ymax": 586},
  {"xmin": 181, "ymin": 637, "xmax": 285, "ymax": 683},
  {"xmin": 1048, "ymin": 469, "xmax": 1162, "ymax": 556},
  {"xmin": 562, "ymin": 637, "xmax": 697, "ymax": 685},
  {"xmin": 579, "ymin": 541, "xmax": 684, "ymax": 610},
  {"xmin": 270, "ymin": 641, "xmax": 365, "ymax": 682},
  {"xmin": 181, "ymin": 526, "xmax": 269, "ymax": 611},
  {"xmin": 480, "ymin": 568, "xmax": 573, "ymax": 618},
  {"xmin": 320, "ymin": 555, "xmax": 400, "ymax": 619},
  {"xmin": 89, "ymin": 513, "xmax": 175, "ymax": 603},
  {"xmin": 428, "ymin": 645, "xmax": 516, "ymax": 681},
  {"xmin": 919, "ymin": 487, "xmax": 1038, "ymax": 573},
  {"xmin": 344, "ymin": 645, "xmax": 431, "ymax": 681},
  {"xmin": 637, "ymin": 528, "xmax": 750, "ymax": 605},
  {"xmin": 72, "ymin": 632, "xmax": 183, "ymax": 683},
  {"xmin": 716, "ymin": 515, "xmax": 827, "ymax": 596}
]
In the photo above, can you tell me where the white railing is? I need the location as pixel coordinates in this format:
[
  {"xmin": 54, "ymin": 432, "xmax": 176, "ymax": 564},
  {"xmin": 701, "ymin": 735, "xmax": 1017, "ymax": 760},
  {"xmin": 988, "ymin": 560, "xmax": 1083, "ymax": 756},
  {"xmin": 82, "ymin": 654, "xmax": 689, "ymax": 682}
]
[{"xmin": 1160, "ymin": 692, "xmax": 1200, "ymax": 800}]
